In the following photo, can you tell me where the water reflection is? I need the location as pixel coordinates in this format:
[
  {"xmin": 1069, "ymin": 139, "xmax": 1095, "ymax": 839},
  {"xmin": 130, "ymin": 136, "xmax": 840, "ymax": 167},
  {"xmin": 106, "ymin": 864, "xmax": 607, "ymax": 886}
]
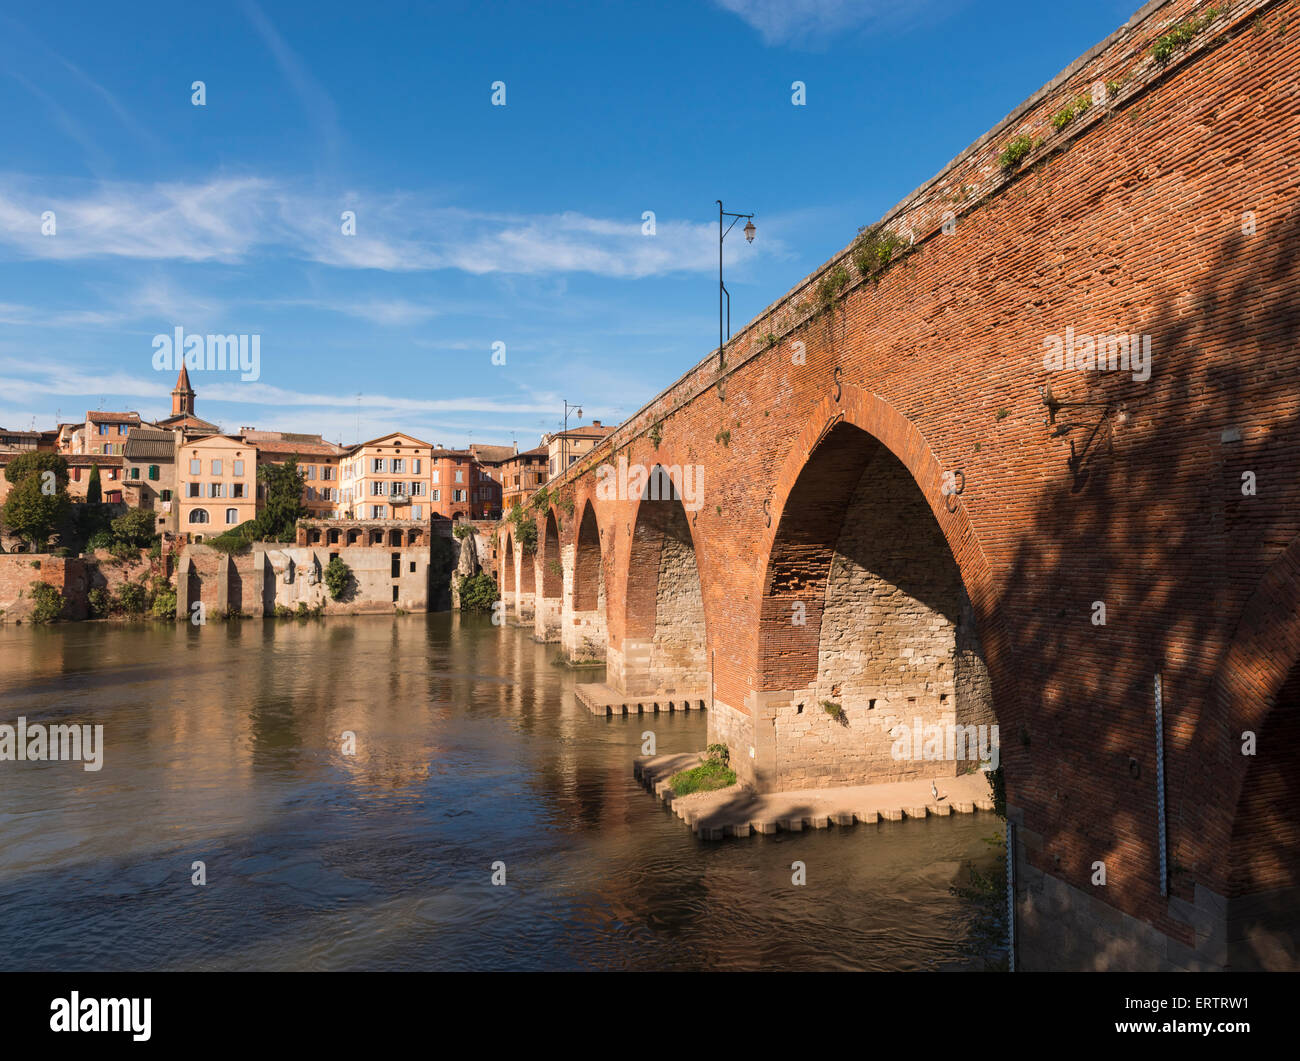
[{"xmin": 0, "ymin": 614, "xmax": 1000, "ymax": 970}]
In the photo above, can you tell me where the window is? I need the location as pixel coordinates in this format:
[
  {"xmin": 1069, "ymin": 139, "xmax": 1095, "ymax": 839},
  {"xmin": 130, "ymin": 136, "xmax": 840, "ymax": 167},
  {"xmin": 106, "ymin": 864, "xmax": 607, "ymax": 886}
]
[
  {"xmin": 118, "ymin": 424, "xmax": 127, "ymax": 435},
  {"xmin": 455, "ymin": 469, "xmax": 464, "ymax": 483},
  {"xmin": 232, "ymin": 483, "xmax": 245, "ymax": 498},
  {"xmin": 322, "ymin": 466, "xmax": 334, "ymax": 480},
  {"xmin": 98, "ymin": 424, "xmax": 109, "ymax": 436},
  {"xmin": 212, "ymin": 459, "xmax": 223, "ymax": 475},
  {"xmin": 208, "ymin": 482, "xmax": 226, "ymax": 498},
  {"xmin": 412, "ymin": 459, "xmax": 421, "ymax": 474},
  {"xmin": 225, "ymin": 508, "xmax": 239, "ymax": 524},
  {"xmin": 187, "ymin": 482, "xmax": 201, "ymax": 498},
  {"xmin": 189, "ymin": 508, "xmax": 210, "ymax": 524},
  {"xmin": 391, "ymin": 481, "xmax": 407, "ymax": 496},
  {"xmin": 392, "ymin": 458, "xmax": 404, "ymax": 473},
  {"xmin": 431, "ymin": 489, "xmax": 440, "ymax": 501},
  {"xmin": 454, "ymin": 489, "xmax": 465, "ymax": 502},
  {"xmin": 412, "ymin": 482, "xmax": 426, "ymax": 496},
  {"xmin": 107, "ymin": 468, "xmax": 117, "ymax": 480},
  {"xmin": 371, "ymin": 505, "xmax": 387, "ymax": 519},
  {"xmin": 371, "ymin": 481, "xmax": 386, "ymax": 496},
  {"xmin": 130, "ymin": 467, "xmax": 140, "ymax": 479},
  {"xmin": 412, "ymin": 505, "xmax": 422, "ymax": 519},
  {"xmin": 233, "ymin": 460, "xmax": 244, "ymax": 477},
  {"xmin": 148, "ymin": 465, "xmax": 159, "ymax": 481},
  {"xmin": 372, "ymin": 458, "xmax": 385, "ymax": 473},
  {"xmin": 431, "ymin": 469, "xmax": 440, "ymax": 483},
  {"xmin": 190, "ymin": 459, "xmax": 200, "ymax": 475},
  {"xmin": 161, "ymin": 489, "xmax": 172, "ymax": 502}
]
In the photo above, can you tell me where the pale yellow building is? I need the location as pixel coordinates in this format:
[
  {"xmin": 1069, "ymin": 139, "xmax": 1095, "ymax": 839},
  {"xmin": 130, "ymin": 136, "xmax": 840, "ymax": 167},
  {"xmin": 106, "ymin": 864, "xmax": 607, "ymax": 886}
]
[{"xmin": 340, "ymin": 432, "xmax": 435, "ymax": 521}]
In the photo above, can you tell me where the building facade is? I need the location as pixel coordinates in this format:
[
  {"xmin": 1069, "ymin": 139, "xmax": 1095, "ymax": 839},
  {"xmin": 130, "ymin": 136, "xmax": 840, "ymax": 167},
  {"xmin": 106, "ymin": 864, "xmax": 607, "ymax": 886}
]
[{"xmin": 176, "ymin": 435, "xmax": 258, "ymax": 537}]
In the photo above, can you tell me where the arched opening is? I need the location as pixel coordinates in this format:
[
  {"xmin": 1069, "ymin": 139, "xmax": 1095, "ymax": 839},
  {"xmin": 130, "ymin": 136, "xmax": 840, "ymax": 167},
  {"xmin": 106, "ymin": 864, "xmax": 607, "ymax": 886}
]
[
  {"xmin": 1225, "ymin": 660, "xmax": 1300, "ymax": 970},
  {"xmin": 370, "ymin": 530, "xmax": 383, "ymax": 546},
  {"xmin": 346, "ymin": 529, "xmax": 361, "ymax": 546},
  {"xmin": 389, "ymin": 529, "xmax": 401, "ymax": 547},
  {"xmin": 309, "ymin": 528, "xmax": 322, "ymax": 544},
  {"xmin": 617, "ymin": 467, "xmax": 707, "ymax": 696},
  {"xmin": 503, "ymin": 533, "xmax": 516, "ymax": 595},
  {"xmin": 567, "ymin": 500, "xmax": 607, "ymax": 660},
  {"xmin": 535, "ymin": 509, "xmax": 562, "ymax": 641},
  {"xmin": 327, "ymin": 529, "xmax": 340, "ymax": 545},
  {"xmin": 753, "ymin": 422, "xmax": 994, "ymax": 791}
]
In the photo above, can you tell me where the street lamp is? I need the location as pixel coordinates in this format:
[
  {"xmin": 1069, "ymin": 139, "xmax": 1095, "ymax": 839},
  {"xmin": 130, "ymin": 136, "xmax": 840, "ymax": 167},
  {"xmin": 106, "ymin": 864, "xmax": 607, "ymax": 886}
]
[
  {"xmin": 562, "ymin": 400, "xmax": 583, "ymax": 477},
  {"xmin": 717, "ymin": 200, "xmax": 756, "ymax": 370}
]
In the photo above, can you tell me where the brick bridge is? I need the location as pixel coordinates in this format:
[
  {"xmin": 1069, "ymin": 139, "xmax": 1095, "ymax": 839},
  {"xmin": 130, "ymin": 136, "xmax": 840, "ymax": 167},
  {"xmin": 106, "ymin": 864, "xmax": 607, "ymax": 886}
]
[{"xmin": 496, "ymin": 0, "xmax": 1300, "ymax": 970}]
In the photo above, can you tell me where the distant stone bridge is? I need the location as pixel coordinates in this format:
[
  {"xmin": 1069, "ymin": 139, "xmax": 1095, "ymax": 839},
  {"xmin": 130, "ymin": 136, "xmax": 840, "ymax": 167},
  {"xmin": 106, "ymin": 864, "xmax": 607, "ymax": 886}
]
[{"xmin": 497, "ymin": 0, "xmax": 1300, "ymax": 970}]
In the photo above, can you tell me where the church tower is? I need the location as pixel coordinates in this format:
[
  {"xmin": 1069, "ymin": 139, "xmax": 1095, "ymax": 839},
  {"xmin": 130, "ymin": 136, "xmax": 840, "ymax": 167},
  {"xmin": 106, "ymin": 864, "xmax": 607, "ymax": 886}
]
[{"xmin": 171, "ymin": 365, "xmax": 195, "ymax": 417}]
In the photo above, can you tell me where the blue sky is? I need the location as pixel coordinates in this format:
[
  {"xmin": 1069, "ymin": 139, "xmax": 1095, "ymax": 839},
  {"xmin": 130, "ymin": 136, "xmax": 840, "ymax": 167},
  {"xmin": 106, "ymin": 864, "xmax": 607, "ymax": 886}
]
[{"xmin": 0, "ymin": 0, "xmax": 1140, "ymax": 448}]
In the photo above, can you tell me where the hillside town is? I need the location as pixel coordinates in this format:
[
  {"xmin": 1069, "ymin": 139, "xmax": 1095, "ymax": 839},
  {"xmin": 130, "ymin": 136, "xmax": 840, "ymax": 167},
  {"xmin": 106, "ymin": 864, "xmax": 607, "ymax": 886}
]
[{"xmin": 0, "ymin": 365, "xmax": 616, "ymax": 620}]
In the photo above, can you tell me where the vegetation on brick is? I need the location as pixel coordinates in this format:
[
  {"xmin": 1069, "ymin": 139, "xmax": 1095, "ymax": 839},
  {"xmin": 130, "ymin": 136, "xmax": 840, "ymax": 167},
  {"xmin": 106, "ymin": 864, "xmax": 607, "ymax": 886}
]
[
  {"xmin": 649, "ymin": 421, "xmax": 663, "ymax": 449},
  {"xmin": 998, "ymin": 134, "xmax": 1037, "ymax": 169},
  {"xmin": 453, "ymin": 522, "xmax": 473, "ymax": 540},
  {"xmin": 1051, "ymin": 92, "xmax": 1093, "ymax": 131},
  {"xmin": 851, "ymin": 224, "xmax": 908, "ymax": 281},
  {"xmin": 151, "ymin": 585, "xmax": 177, "ymax": 619},
  {"xmin": 507, "ymin": 503, "xmax": 537, "ymax": 552},
  {"xmin": 821, "ymin": 699, "xmax": 843, "ymax": 718},
  {"xmin": 815, "ymin": 263, "xmax": 851, "ymax": 312},
  {"xmin": 30, "ymin": 581, "xmax": 63, "ymax": 623},
  {"xmin": 1152, "ymin": 8, "xmax": 1221, "ymax": 63}
]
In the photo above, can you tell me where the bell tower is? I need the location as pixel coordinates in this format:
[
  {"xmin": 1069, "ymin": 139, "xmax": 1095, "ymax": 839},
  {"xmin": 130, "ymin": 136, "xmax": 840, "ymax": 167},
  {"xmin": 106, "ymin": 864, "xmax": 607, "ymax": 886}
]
[{"xmin": 172, "ymin": 365, "xmax": 195, "ymax": 417}]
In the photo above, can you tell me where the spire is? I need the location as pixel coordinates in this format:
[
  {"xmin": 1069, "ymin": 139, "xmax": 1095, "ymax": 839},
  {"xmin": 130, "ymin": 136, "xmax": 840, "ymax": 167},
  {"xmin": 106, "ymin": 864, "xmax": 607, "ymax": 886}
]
[{"xmin": 172, "ymin": 365, "xmax": 195, "ymax": 417}]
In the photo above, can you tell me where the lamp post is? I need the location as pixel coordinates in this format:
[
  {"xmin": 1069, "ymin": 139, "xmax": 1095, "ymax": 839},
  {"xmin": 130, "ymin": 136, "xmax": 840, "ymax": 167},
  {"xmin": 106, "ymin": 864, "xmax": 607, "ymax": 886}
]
[
  {"xmin": 562, "ymin": 400, "xmax": 583, "ymax": 478},
  {"xmin": 716, "ymin": 200, "xmax": 756, "ymax": 370}
]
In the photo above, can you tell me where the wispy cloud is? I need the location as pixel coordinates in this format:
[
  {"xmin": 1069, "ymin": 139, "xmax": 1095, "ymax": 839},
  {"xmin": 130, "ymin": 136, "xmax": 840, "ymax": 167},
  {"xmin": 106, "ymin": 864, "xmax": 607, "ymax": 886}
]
[
  {"xmin": 0, "ymin": 175, "xmax": 769, "ymax": 278},
  {"xmin": 712, "ymin": 0, "xmax": 936, "ymax": 45}
]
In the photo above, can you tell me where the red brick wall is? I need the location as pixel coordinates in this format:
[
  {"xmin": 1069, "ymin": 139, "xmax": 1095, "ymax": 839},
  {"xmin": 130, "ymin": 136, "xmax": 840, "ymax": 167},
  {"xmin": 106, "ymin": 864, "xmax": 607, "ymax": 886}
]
[{"xmin": 0, "ymin": 556, "xmax": 89, "ymax": 621}]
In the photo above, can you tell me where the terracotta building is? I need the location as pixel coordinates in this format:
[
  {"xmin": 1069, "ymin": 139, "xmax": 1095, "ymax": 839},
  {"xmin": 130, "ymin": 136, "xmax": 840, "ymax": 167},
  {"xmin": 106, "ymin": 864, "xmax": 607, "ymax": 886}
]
[
  {"xmin": 122, "ymin": 427, "xmax": 177, "ymax": 534},
  {"xmin": 242, "ymin": 430, "xmax": 347, "ymax": 519},
  {"xmin": 544, "ymin": 421, "xmax": 615, "ymax": 477}
]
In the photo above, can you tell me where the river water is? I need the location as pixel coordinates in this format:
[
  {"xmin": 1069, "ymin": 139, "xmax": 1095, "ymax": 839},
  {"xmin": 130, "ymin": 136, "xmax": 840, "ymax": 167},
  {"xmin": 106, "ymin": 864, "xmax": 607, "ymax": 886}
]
[{"xmin": 0, "ymin": 614, "xmax": 1003, "ymax": 970}]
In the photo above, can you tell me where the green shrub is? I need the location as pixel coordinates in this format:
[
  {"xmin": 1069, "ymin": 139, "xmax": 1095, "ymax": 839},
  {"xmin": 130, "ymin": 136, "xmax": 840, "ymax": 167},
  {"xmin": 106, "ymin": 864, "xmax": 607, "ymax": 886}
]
[
  {"xmin": 30, "ymin": 582, "xmax": 63, "ymax": 623},
  {"xmin": 87, "ymin": 587, "xmax": 111, "ymax": 618},
  {"xmin": 1050, "ymin": 93, "xmax": 1092, "ymax": 131},
  {"xmin": 458, "ymin": 571, "xmax": 500, "ymax": 612},
  {"xmin": 821, "ymin": 699, "xmax": 843, "ymax": 718},
  {"xmin": 117, "ymin": 582, "xmax": 147, "ymax": 615},
  {"xmin": 453, "ymin": 522, "xmax": 473, "ymax": 540},
  {"xmin": 151, "ymin": 586, "xmax": 177, "ymax": 619},
  {"xmin": 111, "ymin": 508, "xmax": 157, "ymax": 548},
  {"xmin": 274, "ymin": 604, "xmax": 295, "ymax": 619},
  {"xmin": 87, "ymin": 530, "xmax": 114, "ymax": 552},
  {"xmin": 324, "ymin": 557, "xmax": 352, "ymax": 600},
  {"xmin": 1152, "ymin": 8, "xmax": 1221, "ymax": 62},
  {"xmin": 109, "ymin": 541, "xmax": 136, "ymax": 562},
  {"xmin": 669, "ymin": 745, "xmax": 737, "ymax": 795}
]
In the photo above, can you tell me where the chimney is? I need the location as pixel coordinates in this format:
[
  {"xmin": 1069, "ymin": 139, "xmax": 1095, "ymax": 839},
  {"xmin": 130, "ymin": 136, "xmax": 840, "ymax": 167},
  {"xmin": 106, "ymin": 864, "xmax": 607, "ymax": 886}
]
[{"xmin": 592, "ymin": 420, "xmax": 602, "ymax": 428}]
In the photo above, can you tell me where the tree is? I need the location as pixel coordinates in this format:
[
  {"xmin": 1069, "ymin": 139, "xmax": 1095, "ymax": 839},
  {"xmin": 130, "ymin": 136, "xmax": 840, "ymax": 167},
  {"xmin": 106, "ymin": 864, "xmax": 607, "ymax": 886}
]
[
  {"xmin": 458, "ymin": 572, "xmax": 499, "ymax": 612},
  {"xmin": 86, "ymin": 464, "xmax": 102, "ymax": 504},
  {"xmin": 2, "ymin": 474, "xmax": 70, "ymax": 550},
  {"xmin": 111, "ymin": 508, "xmax": 157, "ymax": 548},
  {"xmin": 254, "ymin": 458, "xmax": 306, "ymax": 542},
  {"xmin": 3, "ymin": 451, "xmax": 68, "ymax": 489}
]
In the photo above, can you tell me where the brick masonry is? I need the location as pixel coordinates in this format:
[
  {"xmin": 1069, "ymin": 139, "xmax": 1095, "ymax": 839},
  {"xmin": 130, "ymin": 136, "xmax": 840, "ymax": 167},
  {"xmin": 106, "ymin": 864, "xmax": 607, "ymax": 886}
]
[{"xmin": 496, "ymin": 0, "xmax": 1300, "ymax": 967}]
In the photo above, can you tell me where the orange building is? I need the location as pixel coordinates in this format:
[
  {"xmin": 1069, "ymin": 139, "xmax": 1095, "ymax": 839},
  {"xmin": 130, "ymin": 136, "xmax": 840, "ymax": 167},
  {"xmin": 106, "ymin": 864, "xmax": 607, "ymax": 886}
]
[{"xmin": 176, "ymin": 435, "xmax": 258, "ymax": 537}]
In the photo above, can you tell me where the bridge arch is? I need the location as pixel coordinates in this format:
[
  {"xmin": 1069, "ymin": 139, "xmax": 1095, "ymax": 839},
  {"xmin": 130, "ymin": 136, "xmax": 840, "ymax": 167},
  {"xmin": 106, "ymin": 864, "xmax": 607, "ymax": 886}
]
[
  {"xmin": 533, "ymin": 507, "xmax": 563, "ymax": 641},
  {"xmin": 736, "ymin": 386, "xmax": 1013, "ymax": 792},
  {"xmin": 562, "ymin": 497, "xmax": 607, "ymax": 661},
  {"xmin": 1174, "ymin": 532, "xmax": 1300, "ymax": 970},
  {"xmin": 608, "ymin": 463, "xmax": 710, "ymax": 698}
]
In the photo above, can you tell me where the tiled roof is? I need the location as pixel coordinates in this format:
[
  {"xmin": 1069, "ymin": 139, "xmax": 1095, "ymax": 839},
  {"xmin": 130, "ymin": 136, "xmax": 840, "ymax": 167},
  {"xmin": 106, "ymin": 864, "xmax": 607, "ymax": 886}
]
[
  {"xmin": 86, "ymin": 411, "xmax": 141, "ymax": 424},
  {"xmin": 254, "ymin": 439, "xmax": 347, "ymax": 457},
  {"xmin": 123, "ymin": 428, "xmax": 175, "ymax": 460},
  {"xmin": 471, "ymin": 444, "xmax": 516, "ymax": 464}
]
